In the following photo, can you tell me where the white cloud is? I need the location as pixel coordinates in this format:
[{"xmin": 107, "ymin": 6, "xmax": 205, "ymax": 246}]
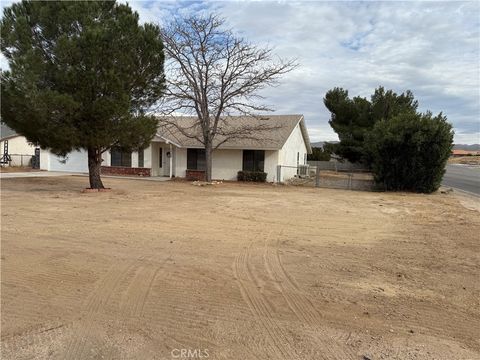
[
  {"xmin": 210, "ymin": 0, "xmax": 480, "ymax": 143},
  {"xmin": 0, "ymin": 53, "xmax": 8, "ymax": 71},
  {"xmin": 2, "ymin": 0, "xmax": 479, "ymax": 143}
]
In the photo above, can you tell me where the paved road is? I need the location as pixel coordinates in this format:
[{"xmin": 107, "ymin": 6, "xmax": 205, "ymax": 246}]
[{"xmin": 442, "ymin": 164, "xmax": 480, "ymax": 196}]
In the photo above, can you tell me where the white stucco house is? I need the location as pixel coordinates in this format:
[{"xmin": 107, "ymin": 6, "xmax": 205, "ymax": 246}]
[
  {"xmin": 39, "ymin": 114, "xmax": 312, "ymax": 182},
  {"xmin": 0, "ymin": 124, "xmax": 38, "ymax": 167}
]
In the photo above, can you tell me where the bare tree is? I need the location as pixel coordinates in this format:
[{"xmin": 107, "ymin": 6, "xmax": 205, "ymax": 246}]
[{"xmin": 159, "ymin": 14, "xmax": 296, "ymax": 181}]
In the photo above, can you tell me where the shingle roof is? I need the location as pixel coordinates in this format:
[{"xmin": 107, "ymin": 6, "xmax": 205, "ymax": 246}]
[
  {"xmin": 156, "ymin": 114, "xmax": 312, "ymax": 153},
  {"xmin": 0, "ymin": 123, "xmax": 18, "ymax": 140}
]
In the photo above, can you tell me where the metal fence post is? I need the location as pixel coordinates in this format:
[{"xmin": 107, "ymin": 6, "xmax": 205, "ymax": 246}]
[{"xmin": 315, "ymin": 166, "xmax": 320, "ymax": 187}]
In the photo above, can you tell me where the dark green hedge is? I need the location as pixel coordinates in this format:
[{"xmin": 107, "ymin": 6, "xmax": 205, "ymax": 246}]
[
  {"xmin": 237, "ymin": 171, "xmax": 267, "ymax": 182},
  {"xmin": 365, "ymin": 112, "xmax": 453, "ymax": 193}
]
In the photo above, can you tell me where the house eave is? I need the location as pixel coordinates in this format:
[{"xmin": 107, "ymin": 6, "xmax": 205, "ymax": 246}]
[
  {"xmin": 0, "ymin": 134, "xmax": 20, "ymax": 142},
  {"xmin": 298, "ymin": 116, "xmax": 313, "ymax": 154},
  {"xmin": 153, "ymin": 134, "xmax": 182, "ymax": 148},
  {"xmin": 168, "ymin": 144, "xmax": 281, "ymax": 151}
]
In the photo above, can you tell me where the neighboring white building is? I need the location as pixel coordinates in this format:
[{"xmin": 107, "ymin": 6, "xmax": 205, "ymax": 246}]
[
  {"xmin": 39, "ymin": 114, "xmax": 312, "ymax": 182},
  {"xmin": 0, "ymin": 124, "xmax": 37, "ymax": 167}
]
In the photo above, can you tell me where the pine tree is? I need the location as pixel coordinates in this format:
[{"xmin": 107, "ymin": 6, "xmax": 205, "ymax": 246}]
[
  {"xmin": 324, "ymin": 86, "xmax": 418, "ymax": 164},
  {"xmin": 1, "ymin": 1, "xmax": 165, "ymax": 188}
]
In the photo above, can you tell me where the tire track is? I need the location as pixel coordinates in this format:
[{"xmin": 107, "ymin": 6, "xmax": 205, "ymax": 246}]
[
  {"xmin": 130, "ymin": 250, "xmax": 227, "ymax": 355},
  {"xmin": 64, "ymin": 259, "xmax": 137, "ymax": 359},
  {"xmin": 263, "ymin": 234, "xmax": 357, "ymax": 360},
  {"xmin": 120, "ymin": 262, "xmax": 163, "ymax": 318},
  {"xmin": 108, "ymin": 248, "xmax": 186, "ymax": 358},
  {"xmin": 64, "ymin": 252, "xmax": 175, "ymax": 359},
  {"xmin": 233, "ymin": 237, "xmax": 300, "ymax": 360},
  {"xmin": 118, "ymin": 250, "xmax": 184, "ymax": 321},
  {"xmin": 103, "ymin": 257, "xmax": 170, "ymax": 358}
]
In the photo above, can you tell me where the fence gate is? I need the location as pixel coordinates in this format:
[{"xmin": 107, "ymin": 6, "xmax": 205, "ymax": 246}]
[
  {"xmin": 32, "ymin": 148, "xmax": 40, "ymax": 169},
  {"xmin": 276, "ymin": 163, "xmax": 375, "ymax": 191}
]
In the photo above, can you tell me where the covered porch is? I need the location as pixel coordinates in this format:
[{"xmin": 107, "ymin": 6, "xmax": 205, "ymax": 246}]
[
  {"xmin": 100, "ymin": 137, "xmax": 179, "ymax": 178},
  {"xmin": 149, "ymin": 136, "xmax": 178, "ymax": 178}
]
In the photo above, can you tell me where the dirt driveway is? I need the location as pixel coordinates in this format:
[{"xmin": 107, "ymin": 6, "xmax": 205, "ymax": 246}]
[{"xmin": 1, "ymin": 176, "xmax": 479, "ymax": 359}]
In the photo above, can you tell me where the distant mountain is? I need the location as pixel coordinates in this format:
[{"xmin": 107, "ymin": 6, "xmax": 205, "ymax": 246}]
[
  {"xmin": 311, "ymin": 141, "xmax": 479, "ymax": 151},
  {"xmin": 311, "ymin": 141, "xmax": 338, "ymax": 148},
  {"xmin": 454, "ymin": 144, "xmax": 480, "ymax": 151}
]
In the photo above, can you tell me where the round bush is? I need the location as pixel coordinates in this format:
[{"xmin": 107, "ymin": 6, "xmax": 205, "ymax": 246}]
[{"xmin": 366, "ymin": 112, "xmax": 453, "ymax": 193}]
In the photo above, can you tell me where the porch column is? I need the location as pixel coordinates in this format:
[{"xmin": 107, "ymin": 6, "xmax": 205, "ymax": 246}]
[{"xmin": 169, "ymin": 143, "xmax": 173, "ymax": 178}]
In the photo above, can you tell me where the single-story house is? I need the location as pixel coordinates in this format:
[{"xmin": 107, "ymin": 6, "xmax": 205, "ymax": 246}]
[
  {"xmin": 0, "ymin": 123, "xmax": 38, "ymax": 166},
  {"xmin": 40, "ymin": 114, "xmax": 312, "ymax": 182}
]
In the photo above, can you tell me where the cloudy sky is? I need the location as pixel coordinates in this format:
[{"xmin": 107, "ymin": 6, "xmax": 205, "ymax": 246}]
[{"xmin": 1, "ymin": 1, "xmax": 479, "ymax": 144}]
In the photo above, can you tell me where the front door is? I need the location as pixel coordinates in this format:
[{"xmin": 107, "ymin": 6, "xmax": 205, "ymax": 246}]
[
  {"xmin": 163, "ymin": 146, "xmax": 170, "ymax": 176},
  {"xmin": 157, "ymin": 146, "xmax": 163, "ymax": 175}
]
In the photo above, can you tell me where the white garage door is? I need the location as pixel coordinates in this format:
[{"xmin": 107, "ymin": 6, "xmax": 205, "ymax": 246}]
[{"xmin": 45, "ymin": 150, "xmax": 89, "ymax": 173}]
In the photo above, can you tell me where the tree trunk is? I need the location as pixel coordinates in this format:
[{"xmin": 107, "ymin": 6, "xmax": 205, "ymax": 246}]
[
  {"xmin": 205, "ymin": 142, "xmax": 213, "ymax": 182},
  {"xmin": 88, "ymin": 147, "xmax": 105, "ymax": 189}
]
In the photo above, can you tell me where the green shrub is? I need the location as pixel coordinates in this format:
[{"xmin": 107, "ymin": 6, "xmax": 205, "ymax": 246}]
[
  {"xmin": 307, "ymin": 146, "xmax": 332, "ymax": 161},
  {"xmin": 237, "ymin": 171, "xmax": 267, "ymax": 182},
  {"xmin": 366, "ymin": 112, "xmax": 453, "ymax": 193}
]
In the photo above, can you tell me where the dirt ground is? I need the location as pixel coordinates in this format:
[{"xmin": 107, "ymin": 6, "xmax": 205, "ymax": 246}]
[
  {"xmin": 0, "ymin": 167, "xmax": 42, "ymax": 173},
  {"xmin": 448, "ymin": 155, "xmax": 480, "ymax": 166},
  {"xmin": 1, "ymin": 176, "xmax": 479, "ymax": 360}
]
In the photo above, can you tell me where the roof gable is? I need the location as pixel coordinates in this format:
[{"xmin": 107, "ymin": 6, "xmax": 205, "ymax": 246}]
[
  {"xmin": 1, "ymin": 123, "xmax": 18, "ymax": 140},
  {"xmin": 157, "ymin": 114, "xmax": 311, "ymax": 152}
]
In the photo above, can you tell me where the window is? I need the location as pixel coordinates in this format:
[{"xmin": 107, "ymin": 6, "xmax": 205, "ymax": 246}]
[
  {"xmin": 242, "ymin": 150, "xmax": 265, "ymax": 172},
  {"xmin": 187, "ymin": 148, "xmax": 206, "ymax": 170},
  {"xmin": 111, "ymin": 147, "xmax": 132, "ymax": 167},
  {"xmin": 138, "ymin": 148, "xmax": 144, "ymax": 168},
  {"xmin": 159, "ymin": 147, "xmax": 163, "ymax": 168}
]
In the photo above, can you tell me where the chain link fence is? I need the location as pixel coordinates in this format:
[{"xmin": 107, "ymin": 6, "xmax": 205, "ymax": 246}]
[
  {"xmin": 1, "ymin": 154, "xmax": 34, "ymax": 168},
  {"xmin": 277, "ymin": 162, "xmax": 375, "ymax": 191},
  {"xmin": 307, "ymin": 160, "xmax": 370, "ymax": 172}
]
